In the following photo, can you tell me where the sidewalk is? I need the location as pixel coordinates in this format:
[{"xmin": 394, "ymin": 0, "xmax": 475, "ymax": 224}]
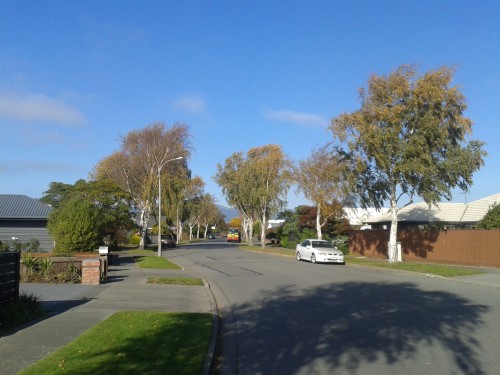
[{"xmin": 0, "ymin": 253, "xmax": 217, "ymax": 375}]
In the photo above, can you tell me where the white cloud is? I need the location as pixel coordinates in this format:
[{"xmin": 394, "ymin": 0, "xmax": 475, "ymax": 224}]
[
  {"xmin": 0, "ymin": 160, "xmax": 81, "ymax": 174},
  {"xmin": 171, "ymin": 94, "xmax": 206, "ymax": 113},
  {"xmin": 262, "ymin": 109, "xmax": 327, "ymax": 127},
  {"xmin": 0, "ymin": 92, "xmax": 86, "ymax": 125}
]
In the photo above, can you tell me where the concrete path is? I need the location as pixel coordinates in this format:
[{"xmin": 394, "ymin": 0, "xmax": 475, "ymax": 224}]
[{"xmin": 0, "ymin": 253, "xmax": 216, "ymax": 375}]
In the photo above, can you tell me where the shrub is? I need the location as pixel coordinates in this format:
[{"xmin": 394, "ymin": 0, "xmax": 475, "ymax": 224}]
[
  {"xmin": 48, "ymin": 198, "xmax": 103, "ymax": 254},
  {"xmin": 331, "ymin": 235, "xmax": 349, "ymax": 255},
  {"xmin": 477, "ymin": 203, "xmax": 500, "ymax": 229},
  {"xmin": 0, "ymin": 238, "xmax": 41, "ymax": 253},
  {"xmin": 129, "ymin": 235, "xmax": 141, "ymax": 245},
  {"xmin": 298, "ymin": 228, "xmax": 316, "ymax": 241},
  {"xmin": 0, "ymin": 292, "xmax": 45, "ymax": 334},
  {"xmin": 280, "ymin": 237, "xmax": 298, "ymax": 249},
  {"xmin": 22, "ymin": 254, "xmax": 40, "ymax": 280}
]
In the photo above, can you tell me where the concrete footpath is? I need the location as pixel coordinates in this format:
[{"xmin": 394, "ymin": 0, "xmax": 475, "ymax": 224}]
[{"xmin": 0, "ymin": 253, "xmax": 217, "ymax": 375}]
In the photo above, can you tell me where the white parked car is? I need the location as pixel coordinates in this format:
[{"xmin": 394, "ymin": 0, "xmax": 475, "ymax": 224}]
[{"xmin": 296, "ymin": 239, "xmax": 345, "ymax": 264}]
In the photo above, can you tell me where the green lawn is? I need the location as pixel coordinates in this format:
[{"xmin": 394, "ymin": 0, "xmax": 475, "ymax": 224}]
[
  {"xmin": 18, "ymin": 311, "xmax": 213, "ymax": 375},
  {"xmin": 241, "ymin": 244, "xmax": 296, "ymax": 257},
  {"xmin": 134, "ymin": 255, "xmax": 182, "ymax": 269},
  {"xmin": 147, "ymin": 276, "xmax": 204, "ymax": 286},
  {"xmin": 346, "ymin": 256, "xmax": 484, "ymax": 277}
]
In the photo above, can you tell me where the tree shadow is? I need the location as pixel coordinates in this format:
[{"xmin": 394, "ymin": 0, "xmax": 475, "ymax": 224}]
[
  {"xmin": 228, "ymin": 282, "xmax": 489, "ymax": 374},
  {"xmin": 400, "ymin": 230, "xmax": 440, "ymax": 258},
  {"xmin": 351, "ymin": 228, "xmax": 440, "ymax": 259}
]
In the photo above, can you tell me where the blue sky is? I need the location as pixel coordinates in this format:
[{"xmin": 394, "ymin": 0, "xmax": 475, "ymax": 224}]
[{"xmin": 1, "ymin": 1, "xmax": 499, "ymax": 209}]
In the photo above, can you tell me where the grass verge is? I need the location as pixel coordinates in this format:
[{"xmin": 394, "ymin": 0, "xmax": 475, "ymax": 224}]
[
  {"xmin": 147, "ymin": 276, "xmax": 204, "ymax": 286},
  {"xmin": 346, "ymin": 256, "xmax": 484, "ymax": 277},
  {"xmin": 134, "ymin": 256, "xmax": 181, "ymax": 269},
  {"xmin": 240, "ymin": 244, "xmax": 484, "ymax": 278},
  {"xmin": 241, "ymin": 244, "xmax": 296, "ymax": 257},
  {"xmin": 18, "ymin": 311, "xmax": 213, "ymax": 375}
]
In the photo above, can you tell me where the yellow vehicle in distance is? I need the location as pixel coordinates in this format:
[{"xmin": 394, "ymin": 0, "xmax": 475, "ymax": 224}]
[{"xmin": 227, "ymin": 228, "xmax": 241, "ymax": 242}]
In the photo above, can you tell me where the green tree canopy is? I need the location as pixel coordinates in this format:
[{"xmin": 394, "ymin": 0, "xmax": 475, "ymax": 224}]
[
  {"xmin": 330, "ymin": 65, "xmax": 486, "ymax": 262},
  {"xmin": 48, "ymin": 198, "xmax": 104, "ymax": 254},
  {"xmin": 477, "ymin": 204, "xmax": 500, "ymax": 229},
  {"xmin": 41, "ymin": 179, "xmax": 135, "ymax": 245},
  {"xmin": 215, "ymin": 144, "xmax": 292, "ymax": 247}
]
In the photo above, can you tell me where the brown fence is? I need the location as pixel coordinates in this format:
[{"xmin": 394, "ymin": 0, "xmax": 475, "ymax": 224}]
[
  {"xmin": 350, "ymin": 229, "xmax": 500, "ymax": 268},
  {"xmin": 0, "ymin": 251, "xmax": 21, "ymax": 306}
]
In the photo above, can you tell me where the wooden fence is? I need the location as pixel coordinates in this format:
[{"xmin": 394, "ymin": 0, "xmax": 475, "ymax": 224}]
[
  {"xmin": 349, "ymin": 229, "xmax": 500, "ymax": 268},
  {"xmin": 0, "ymin": 251, "xmax": 21, "ymax": 306}
]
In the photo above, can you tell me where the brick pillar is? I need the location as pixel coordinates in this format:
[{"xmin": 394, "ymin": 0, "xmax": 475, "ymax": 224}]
[{"xmin": 82, "ymin": 259, "xmax": 101, "ymax": 285}]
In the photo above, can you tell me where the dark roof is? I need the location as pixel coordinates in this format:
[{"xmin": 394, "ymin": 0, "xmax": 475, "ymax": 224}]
[{"xmin": 0, "ymin": 194, "xmax": 52, "ymax": 219}]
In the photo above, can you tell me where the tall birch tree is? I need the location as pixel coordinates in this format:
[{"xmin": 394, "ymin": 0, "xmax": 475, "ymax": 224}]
[
  {"xmin": 296, "ymin": 145, "xmax": 347, "ymax": 240},
  {"xmin": 247, "ymin": 145, "xmax": 293, "ymax": 247},
  {"xmin": 215, "ymin": 145, "xmax": 292, "ymax": 248},
  {"xmin": 214, "ymin": 152, "xmax": 257, "ymax": 244},
  {"xmin": 330, "ymin": 65, "xmax": 486, "ymax": 262},
  {"xmin": 94, "ymin": 122, "xmax": 191, "ymax": 249}
]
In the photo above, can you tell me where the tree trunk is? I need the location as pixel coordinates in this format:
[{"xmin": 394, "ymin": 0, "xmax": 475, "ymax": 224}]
[
  {"xmin": 247, "ymin": 217, "xmax": 254, "ymax": 246},
  {"xmin": 178, "ymin": 223, "xmax": 183, "ymax": 243},
  {"xmin": 260, "ymin": 211, "xmax": 267, "ymax": 248},
  {"xmin": 243, "ymin": 213, "xmax": 254, "ymax": 245},
  {"xmin": 242, "ymin": 216, "xmax": 249, "ymax": 242},
  {"xmin": 316, "ymin": 205, "xmax": 322, "ymax": 240},
  {"xmin": 388, "ymin": 198, "xmax": 399, "ymax": 263},
  {"xmin": 139, "ymin": 206, "xmax": 150, "ymax": 250}
]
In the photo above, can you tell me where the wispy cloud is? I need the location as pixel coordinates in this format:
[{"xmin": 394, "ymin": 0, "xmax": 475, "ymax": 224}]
[
  {"xmin": 262, "ymin": 109, "xmax": 327, "ymax": 127},
  {"xmin": 0, "ymin": 160, "xmax": 82, "ymax": 174},
  {"xmin": 0, "ymin": 92, "xmax": 86, "ymax": 125},
  {"xmin": 171, "ymin": 94, "xmax": 206, "ymax": 114}
]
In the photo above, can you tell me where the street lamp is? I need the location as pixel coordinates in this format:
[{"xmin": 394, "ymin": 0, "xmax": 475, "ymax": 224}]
[{"xmin": 158, "ymin": 156, "xmax": 183, "ymax": 257}]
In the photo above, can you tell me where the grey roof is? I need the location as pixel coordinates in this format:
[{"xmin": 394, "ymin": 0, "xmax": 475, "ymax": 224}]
[
  {"xmin": 366, "ymin": 193, "xmax": 500, "ymax": 224},
  {"xmin": 0, "ymin": 194, "xmax": 52, "ymax": 219}
]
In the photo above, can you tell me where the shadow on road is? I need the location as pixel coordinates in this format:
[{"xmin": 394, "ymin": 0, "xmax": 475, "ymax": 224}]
[{"xmin": 230, "ymin": 282, "xmax": 489, "ymax": 374}]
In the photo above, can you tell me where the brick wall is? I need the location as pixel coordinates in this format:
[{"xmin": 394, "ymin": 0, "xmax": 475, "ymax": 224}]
[{"xmin": 81, "ymin": 259, "xmax": 101, "ymax": 285}]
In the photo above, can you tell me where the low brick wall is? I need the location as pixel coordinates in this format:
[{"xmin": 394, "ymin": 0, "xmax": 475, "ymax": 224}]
[{"xmin": 20, "ymin": 253, "xmax": 108, "ymax": 284}]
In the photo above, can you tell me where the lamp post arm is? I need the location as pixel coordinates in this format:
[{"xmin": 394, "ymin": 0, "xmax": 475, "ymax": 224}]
[{"xmin": 157, "ymin": 156, "xmax": 183, "ymax": 257}]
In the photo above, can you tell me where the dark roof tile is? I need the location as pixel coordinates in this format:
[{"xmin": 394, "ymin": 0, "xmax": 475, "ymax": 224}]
[{"xmin": 0, "ymin": 194, "xmax": 52, "ymax": 219}]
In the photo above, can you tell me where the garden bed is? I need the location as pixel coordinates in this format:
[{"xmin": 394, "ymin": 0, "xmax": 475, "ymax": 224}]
[{"xmin": 20, "ymin": 253, "xmax": 102, "ymax": 284}]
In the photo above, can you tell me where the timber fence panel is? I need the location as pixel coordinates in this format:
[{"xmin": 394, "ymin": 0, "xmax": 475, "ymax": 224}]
[
  {"xmin": 0, "ymin": 251, "xmax": 20, "ymax": 306},
  {"xmin": 350, "ymin": 229, "xmax": 500, "ymax": 267}
]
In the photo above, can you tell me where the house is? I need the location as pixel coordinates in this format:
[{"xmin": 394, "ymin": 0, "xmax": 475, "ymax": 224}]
[
  {"xmin": 343, "ymin": 207, "xmax": 389, "ymax": 229},
  {"xmin": 0, "ymin": 194, "xmax": 54, "ymax": 251},
  {"xmin": 364, "ymin": 193, "xmax": 500, "ymax": 230}
]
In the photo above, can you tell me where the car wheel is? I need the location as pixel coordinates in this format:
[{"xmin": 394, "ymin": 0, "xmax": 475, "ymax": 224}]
[
  {"xmin": 311, "ymin": 254, "xmax": 316, "ymax": 263},
  {"xmin": 296, "ymin": 251, "xmax": 301, "ymax": 261}
]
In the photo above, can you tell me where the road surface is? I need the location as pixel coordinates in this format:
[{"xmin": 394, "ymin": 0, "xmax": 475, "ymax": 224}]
[{"xmin": 166, "ymin": 239, "xmax": 500, "ymax": 375}]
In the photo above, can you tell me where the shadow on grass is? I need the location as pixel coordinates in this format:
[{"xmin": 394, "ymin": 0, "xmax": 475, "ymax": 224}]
[
  {"xmin": 228, "ymin": 282, "xmax": 489, "ymax": 374},
  {"xmin": 19, "ymin": 312, "xmax": 212, "ymax": 375}
]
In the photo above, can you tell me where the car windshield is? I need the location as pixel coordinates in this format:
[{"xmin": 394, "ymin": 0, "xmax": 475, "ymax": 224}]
[{"xmin": 311, "ymin": 241, "xmax": 333, "ymax": 248}]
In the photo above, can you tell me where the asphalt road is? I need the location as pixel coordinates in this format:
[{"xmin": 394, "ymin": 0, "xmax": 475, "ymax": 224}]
[{"xmin": 165, "ymin": 239, "xmax": 500, "ymax": 375}]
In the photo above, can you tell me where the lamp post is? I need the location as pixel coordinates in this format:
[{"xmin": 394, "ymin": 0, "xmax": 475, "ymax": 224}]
[{"xmin": 158, "ymin": 156, "xmax": 183, "ymax": 257}]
